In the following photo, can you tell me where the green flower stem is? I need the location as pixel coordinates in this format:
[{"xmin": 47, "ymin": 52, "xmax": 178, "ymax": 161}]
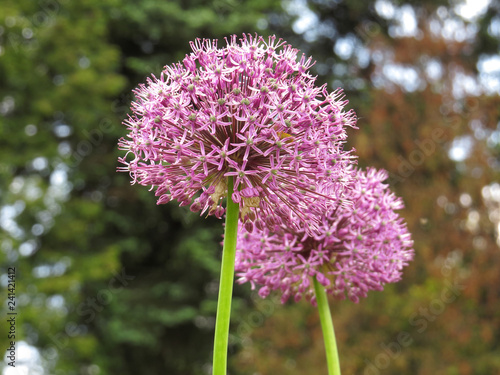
[
  {"xmin": 213, "ymin": 176, "xmax": 239, "ymax": 375},
  {"xmin": 313, "ymin": 276, "xmax": 342, "ymax": 375}
]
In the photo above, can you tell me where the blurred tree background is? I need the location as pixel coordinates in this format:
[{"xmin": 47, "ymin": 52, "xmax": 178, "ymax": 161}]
[{"xmin": 0, "ymin": 0, "xmax": 499, "ymax": 374}]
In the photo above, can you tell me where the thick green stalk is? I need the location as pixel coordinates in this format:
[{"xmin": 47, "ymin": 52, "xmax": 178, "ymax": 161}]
[
  {"xmin": 212, "ymin": 176, "xmax": 239, "ymax": 375},
  {"xmin": 313, "ymin": 276, "xmax": 342, "ymax": 375}
]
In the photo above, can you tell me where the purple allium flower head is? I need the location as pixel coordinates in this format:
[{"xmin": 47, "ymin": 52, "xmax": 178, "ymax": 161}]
[
  {"xmin": 235, "ymin": 167, "xmax": 414, "ymax": 304},
  {"xmin": 118, "ymin": 34, "xmax": 357, "ymax": 230}
]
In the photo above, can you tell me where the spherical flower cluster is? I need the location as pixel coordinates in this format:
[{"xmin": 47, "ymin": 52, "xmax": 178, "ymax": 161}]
[
  {"xmin": 235, "ymin": 168, "xmax": 414, "ymax": 304},
  {"xmin": 118, "ymin": 34, "xmax": 357, "ymax": 231}
]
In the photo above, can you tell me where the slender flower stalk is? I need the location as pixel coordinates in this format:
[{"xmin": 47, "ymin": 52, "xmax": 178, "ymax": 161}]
[
  {"xmin": 313, "ymin": 276, "xmax": 341, "ymax": 375},
  {"xmin": 213, "ymin": 176, "xmax": 239, "ymax": 375}
]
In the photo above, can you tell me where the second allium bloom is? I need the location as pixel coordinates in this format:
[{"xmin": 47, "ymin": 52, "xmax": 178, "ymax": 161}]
[
  {"xmin": 118, "ymin": 34, "xmax": 357, "ymax": 230},
  {"xmin": 235, "ymin": 168, "xmax": 414, "ymax": 304}
]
